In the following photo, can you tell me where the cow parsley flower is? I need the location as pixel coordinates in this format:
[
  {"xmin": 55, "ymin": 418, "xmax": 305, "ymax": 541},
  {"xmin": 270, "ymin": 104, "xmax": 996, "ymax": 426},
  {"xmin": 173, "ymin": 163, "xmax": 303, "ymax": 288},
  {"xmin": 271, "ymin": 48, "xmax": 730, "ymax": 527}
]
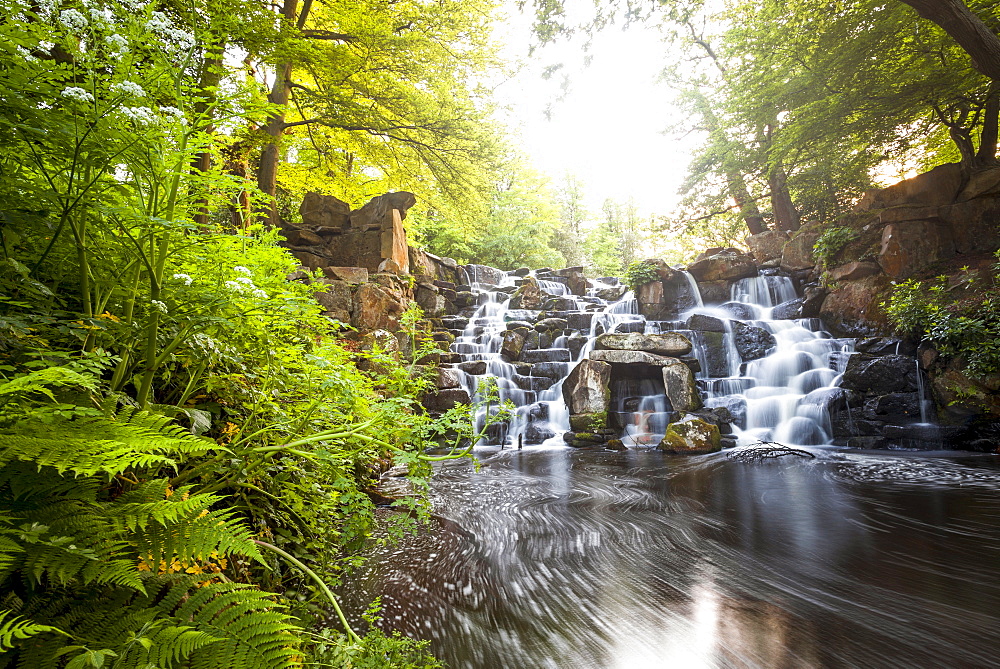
[
  {"xmin": 58, "ymin": 8, "xmax": 88, "ymax": 30},
  {"xmin": 146, "ymin": 11, "xmax": 195, "ymax": 52},
  {"xmin": 111, "ymin": 80, "xmax": 145, "ymax": 97},
  {"xmin": 151, "ymin": 300, "xmax": 168, "ymax": 314},
  {"xmin": 61, "ymin": 86, "xmax": 94, "ymax": 103},
  {"xmin": 105, "ymin": 33, "xmax": 128, "ymax": 54},
  {"xmin": 121, "ymin": 106, "xmax": 158, "ymax": 125},
  {"xmin": 172, "ymin": 273, "xmax": 193, "ymax": 285},
  {"xmin": 88, "ymin": 6, "xmax": 113, "ymax": 25},
  {"xmin": 234, "ymin": 266, "xmax": 252, "ymax": 275},
  {"xmin": 159, "ymin": 106, "xmax": 185, "ymax": 121},
  {"xmin": 224, "ymin": 280, "xmax": 244, "ymax": 293}
]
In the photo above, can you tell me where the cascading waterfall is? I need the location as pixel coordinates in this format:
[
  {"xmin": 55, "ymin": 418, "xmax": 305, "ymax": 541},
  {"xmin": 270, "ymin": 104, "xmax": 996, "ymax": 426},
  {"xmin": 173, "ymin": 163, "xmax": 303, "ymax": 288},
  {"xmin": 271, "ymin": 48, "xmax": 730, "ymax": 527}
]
[{"xmin": 449, "ymin": 266, "xmax": 855, "ymax": 449}]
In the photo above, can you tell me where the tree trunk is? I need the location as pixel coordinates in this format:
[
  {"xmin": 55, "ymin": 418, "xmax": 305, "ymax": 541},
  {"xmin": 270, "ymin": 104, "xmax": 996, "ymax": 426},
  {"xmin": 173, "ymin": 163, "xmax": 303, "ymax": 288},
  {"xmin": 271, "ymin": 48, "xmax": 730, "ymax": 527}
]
[
  {"xmin": 726, "ymin": 170, "xmax": 767, "ymax": 234},
  {"xmin": 256, "ymin": 0, "xmax": 302, "ymax": 228},
  {"xmin": 977, "ymin": 83, "xmax": 1000, "ymax": 165},
  {"xmin": 768, "ymin": 163, "xmax": 800, "ymax": 233},
  {"xmin": 899, "ymin": 1, "xmax": 1000, "ymax": 81},
  {"xmin": 191, "ymin": 38, "xmax": 226, "ymax": 227}
]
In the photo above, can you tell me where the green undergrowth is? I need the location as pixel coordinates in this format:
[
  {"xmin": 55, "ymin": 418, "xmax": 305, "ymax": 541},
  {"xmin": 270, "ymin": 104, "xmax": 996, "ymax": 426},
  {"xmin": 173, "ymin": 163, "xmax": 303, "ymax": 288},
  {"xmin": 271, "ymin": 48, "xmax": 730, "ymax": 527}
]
[{"xmin": 883, "ymin": 251, "xmax": 1000, "ymax": 378}]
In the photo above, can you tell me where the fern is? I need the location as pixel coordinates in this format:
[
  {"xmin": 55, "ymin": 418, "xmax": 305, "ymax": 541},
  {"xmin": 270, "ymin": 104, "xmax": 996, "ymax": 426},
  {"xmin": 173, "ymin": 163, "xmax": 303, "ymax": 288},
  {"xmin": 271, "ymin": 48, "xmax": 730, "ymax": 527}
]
[{"xmin": 0, "ymin": 609, "xmax": 66, "ymax": 651}]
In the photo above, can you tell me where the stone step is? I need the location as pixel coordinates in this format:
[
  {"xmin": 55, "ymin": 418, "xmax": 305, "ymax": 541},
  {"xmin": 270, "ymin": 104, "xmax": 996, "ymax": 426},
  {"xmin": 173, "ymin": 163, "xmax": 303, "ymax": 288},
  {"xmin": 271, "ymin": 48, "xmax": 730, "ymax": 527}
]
[{"xmin": 521, "ymin": 348, "xmax": 571, "ymax": 363}]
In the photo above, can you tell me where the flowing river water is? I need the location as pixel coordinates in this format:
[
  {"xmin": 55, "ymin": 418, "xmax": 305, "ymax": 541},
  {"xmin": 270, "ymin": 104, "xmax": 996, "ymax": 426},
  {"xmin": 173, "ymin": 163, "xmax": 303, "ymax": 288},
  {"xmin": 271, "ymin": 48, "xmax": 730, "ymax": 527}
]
[{"xmin": 342, "ymin": 268, "xmax": 1000, "ymax": 667}]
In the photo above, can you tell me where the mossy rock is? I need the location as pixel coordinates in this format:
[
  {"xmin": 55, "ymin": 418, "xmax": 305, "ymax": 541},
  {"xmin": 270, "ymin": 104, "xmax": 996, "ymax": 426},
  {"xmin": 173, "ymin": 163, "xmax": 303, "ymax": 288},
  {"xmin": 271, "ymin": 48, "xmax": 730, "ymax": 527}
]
[
  {"xmin": 658, "ymin": 414, "xmax": 721, "ymax": 455},
  {"xmin": 569, "ymin": 412, "xmax": 607, "ymax": 433}
]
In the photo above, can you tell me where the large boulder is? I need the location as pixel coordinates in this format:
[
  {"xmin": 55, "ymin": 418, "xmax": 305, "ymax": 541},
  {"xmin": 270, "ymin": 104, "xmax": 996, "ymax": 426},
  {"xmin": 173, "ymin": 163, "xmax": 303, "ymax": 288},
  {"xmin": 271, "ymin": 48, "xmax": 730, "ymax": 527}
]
[
  {"xmin": 780, "ymin": 221, "xmax": 824, "ymax": 271},
  {"xmin": 658, "ymin": 414, "xmax": 721, "ymax": 454},
  {"xmin": 508, "ymin": 276, "xmax": 548, "ymax": 310},
  {"xmin": 314, "ymin": 279, "xmax": 352, "ymax": 323},
  {"xmin": 594, "ymin": 332, "xmax": 693, "ymax": 356},
  {"xmin": 826, "ymin": 261, "xmax": 880, "ymax": 283},
  {"xmin": 746, "ymin": 230, "xmax": 790, "ymax": 263},
  {"xmin": 636, "ymin": 262, "xmax": 702, "ymax": 320},
  {"xmin": 686, "ymin": 313, "xmax": 726, "ymax": 332},
  {"xmin": 562, "ymin": 359, "xmax": 612, "ymax": 415},
  {"xmin": 589, "ymin": 350, "xmax": 678, "ymax": 366},
  {"xmin": 863, "ymin": 393, "xmax": 923, "ymax": 424},
  {"xmin": 422, "ymin": 388, "xmax": 470, "ymax": 412},
  {"xmin": 300, "ymin": 192, "xmax": 350, "ymax": 231},
  {"xmin": 771, "ymin": 297, "xmax": 804, "ymax": 320},
  {"xmin": 662, "ymin": 360, "xmax": 701, "ymax": 412},
  {"xmin": 732, "ymin": 321, "xmax": 776, "ymax": 361},
  {"xmin": 840, "ymin": 354, "xmax": 919, "ymax": 394},
  {"xmin": 878, "ymin": 217, "xmax": 954, "ymax": 280},
  {"xmin": 855, "ymin": 162, "xmax": 962, "ymax": 211},
  {"xmin": 687, "ymin": 248, "xmax": 756, "ymax": 282},
  {"xmin": 352, "ymin": 282, "xmax": 409, "ymax": 331},
  {"xmin": 555, "ymin": 266, "xmax": 589, "ymax": 296},
  {"xmin": 818, "ymin": 274, "xmax": 892, "ymax": 336},
  {"xmin": 500, "ymin": 328, "xmax": 527, "ymax": 362},
  {"xmin": 940, "ymin": 197, "xmax": 1000, "ymax": 255}
]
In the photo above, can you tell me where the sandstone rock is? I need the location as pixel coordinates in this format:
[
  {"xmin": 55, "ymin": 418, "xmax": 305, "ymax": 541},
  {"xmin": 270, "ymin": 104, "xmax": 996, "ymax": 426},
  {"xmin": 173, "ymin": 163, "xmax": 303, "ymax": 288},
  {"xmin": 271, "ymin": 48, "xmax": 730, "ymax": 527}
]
[
  {"xmin": 864, "ymin": 392, "xmax": 922, "ymax": 424},
  {"xmin": 359, "ymin": 329, "xmax": 399, "ymax": 354},
  {"xmin": 855, "ymin": 163, "xmax": 962, "ymax": 211},
  {"xmin": 686, "ymin": 313, "xmax": 726, "ymax": 332},
  {"xmin": 422, "ymin": 388, "xmax": 470, "ymax": 412},
  {"xmin": 562, "ymin": 360, "xmax": 612, "ymax": 415},
  {"xmin": 414, "ymin": 283, "xmax": 446, "ymax": 318},
  {"xmin": 878, "ymin": 218, "xmax": 954, "ymax": 279},
  {"xmin": 636, "ymin": 272, "xmax": 702, "ymax": 320},
  {"xmin": 555, "ymin": 267, "xmax": 589, "ymax": 296},
  {"xmin": 299, "ymin": 192, "xmax": 350, "ymax": 230},
  {"xmin": 500, "ymin": 329, "xmax": 527, "ymax": 361},
  {"xmin": 697, "ymin": 331, "xmax": 731, "ymax": 377},
  {"xmin": 282, "ymin": 227, "xmax": 324, "ymax": 246},
  {"xmin": 524, "ymin": 423, "xmax": 556, "ymax": 445},
  {"xmin": 780, "ymin": 223, "xmax": 823, "ymax": 271},
  {"xmin": 732, "ymin": 321, "xmax": 776, "ymax": 361},
  {"xmin": 827, "ymin": 261, "xmax": 880, "ymax": 283},
  {"xmin": 747, "ymin": 230, "xmax": 790, "ymax": 263},
  {"xmin": 840, "ymin": 354, "xmax": 919, "ymax": 394},
  {"xmin": 594, "ymin": 332, "xmax": 693, "ymax": 356},
  {"xmin": 719, "ymin": 301, "xmax": 757, "ymax": 320},
  {"xmin": 535, "ymin": 317, "xmax": 569, "ymax": 332},
  {"xmin": 436, "ymin": 368, "xmax": 462, "ymax": 390},
  {"xmin": 349, "ymin": 191, "xmax": 417, "ymax": 230},
  {"xmin": 531, "ymin": 362, "xmax": 570, "ymax": 379},
  {"xmin": 595, "ymin": 284, "xmax": 627, "ymax": 301},
  {"xmin": 321, "ymin": 266, "xmax": 369, "ymax": 284},
  {"xmin": 801, "ymin": 285, "xmax": 827, "ymax": 318},
  {"xmin": 696, "ymin": 280, "xmax": 731, "ymax": 305},
  {"xmin": 957, "ymin": 166, "xmax": 1000, "ymax": 201},
  {"xmin": 379, "ymin": 209, "xmax": 409, "ymax": 274},
  {"xmin": 465, "ymin": 264, "xmax": 507, "ymax": 286},
  {"xmin": 457, "ymin": 360, "xmax": 487, "ymax": 375},
  {"xmin": 658, "ymin": 414, "xmax": 721, "ymax": 454},
  {"xmin": 939, "ymin": 197, "xmax": 1000, "ymax": 255},
  {"xmin": 818, "ymin": 274, "xmax": 891, "ymax": 336},
  {"xmin": 290, "ymin": 250, "xmax": 329, "ymax": 270},
  {"xmin": 568, "ymin": 312, "xmax": 595, "ymax": 331},
  {"xmin": 352, "ymin": 283, "xmax": 408, "ymax": 331},
  {"xmin": 508, "ymin": 277, "xmax": 547, "ymax": 310},
  {"xmin": 687, "ymin": 249, "xmax": 756, "ymax": 282},
  {"xmin": 523, "ymin": 348, "xmax": 571, "ymax": 363},
  {"xmin": 588, "ymin": 349, "xmax": 676, "ymax": 366},
  {"xmin": 314, "ymin": 280, "xmax": 352, "ymax": 322},
  {"xmin": 771, "ymin": 297, "xmax": 804, "ymax": 320},
  {"xmin": 662, "ymin": 359, "xmax": 701, "ymax": 412}
]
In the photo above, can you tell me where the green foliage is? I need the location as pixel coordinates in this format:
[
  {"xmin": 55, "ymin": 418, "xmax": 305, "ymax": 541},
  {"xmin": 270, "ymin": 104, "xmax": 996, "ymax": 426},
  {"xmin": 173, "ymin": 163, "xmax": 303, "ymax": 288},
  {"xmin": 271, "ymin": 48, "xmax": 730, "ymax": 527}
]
[
  {"xmin": 624, "ymin": 260, "xmax": 661, "ymax": 292},
  {"xmin": 813, "ymin": 226, "xmax": 854, "ymax": 268},
  {"xmin": 884, "ymin": 259, "xmax": 1000, "ymax": 376}
]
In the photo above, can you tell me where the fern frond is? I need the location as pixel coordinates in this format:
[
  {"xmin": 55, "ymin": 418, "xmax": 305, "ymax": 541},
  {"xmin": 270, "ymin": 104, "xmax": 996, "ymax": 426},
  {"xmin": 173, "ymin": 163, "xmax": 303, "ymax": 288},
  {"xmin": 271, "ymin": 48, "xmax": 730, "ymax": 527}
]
[
  {"xmin": 161, "ymin": 580, "xmax": 302, "ymax": 669},
  {"xmin": 0, "ymin": 409, "xmax": 216, "ymax": 480},
  {"xmin": 133, "ymin": 508, "xmax": 262, "ymax": 573},
  {"xmin": 0, "ymin": 609, "xmax": 66, "ymax": 651}
]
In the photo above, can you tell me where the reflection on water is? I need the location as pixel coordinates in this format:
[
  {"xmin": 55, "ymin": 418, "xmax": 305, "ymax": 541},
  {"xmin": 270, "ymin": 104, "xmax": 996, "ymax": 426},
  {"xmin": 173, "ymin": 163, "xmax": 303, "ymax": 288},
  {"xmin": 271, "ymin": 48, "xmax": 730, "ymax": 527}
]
[{"xmin": 342, "ymin": 449, "xmax": 1000, "ymax": 668}]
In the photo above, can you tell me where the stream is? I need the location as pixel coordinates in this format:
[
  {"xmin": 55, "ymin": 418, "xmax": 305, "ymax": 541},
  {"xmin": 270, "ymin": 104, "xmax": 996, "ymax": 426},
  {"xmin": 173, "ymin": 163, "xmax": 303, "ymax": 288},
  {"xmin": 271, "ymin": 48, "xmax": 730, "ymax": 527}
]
[{"xmin": 346, "ymin": 448, "xmax": 1000, "ymax": 668}]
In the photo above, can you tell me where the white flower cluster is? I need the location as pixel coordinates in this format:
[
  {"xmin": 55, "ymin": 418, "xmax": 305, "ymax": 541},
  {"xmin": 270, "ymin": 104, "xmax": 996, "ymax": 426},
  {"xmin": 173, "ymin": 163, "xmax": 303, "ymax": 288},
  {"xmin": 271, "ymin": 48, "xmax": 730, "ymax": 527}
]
[
  {"xmin": 105, "ymin": 33, "xmax": 128, "ymax": 55},
  {"xmin": 234, "ymin": 266, "xmax": 252, "ymax": 275},
  {"xmin": 121, "ymin": 106, "xmax": 159, "ymax": 125},
  {"xmin": 36, "ymin": 0, "xmax": 58, "ymax": 19},
  {"xmin": 58, "ymin": 8, "xmax": 88, "ymax": 31},
  {"xmin": 111, "ymin": 80, "xmax": 145, "ymax": 98},
  {"xmin": 159, "ymin": 106, "xmax": 186, "ymax": 123},
  {"xmin": 225, "ymin": 273, "xmax": 267, "ymax": 299},
  {"xmin": 151, "ymin": 299, "xmax": 168, "ymax": 314},
  {"xmin": 190, "ymin": 333, "xmax": 220, "ymax": 355},
  {"xmin": 146, "ymin": 11, "xmax": 195, "ymax": 53},
  {"xmin": 88, "ymin": 6, "xmax": 113, "ymax": 26},
  {"xmin": 172, "ymin": 273, "xmax": 193, "ymax": 286},
  {"xmin": 61, "ymin": 86, "xmax": 94, "ymax": 103}
]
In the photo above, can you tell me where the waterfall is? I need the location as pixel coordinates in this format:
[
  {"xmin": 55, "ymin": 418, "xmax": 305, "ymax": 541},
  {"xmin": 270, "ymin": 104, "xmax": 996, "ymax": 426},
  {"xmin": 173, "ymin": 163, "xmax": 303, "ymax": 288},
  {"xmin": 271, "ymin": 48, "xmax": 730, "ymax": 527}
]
[{"xmin": 448, "ymin": 266, "xmax": 854, "ymax": 449}]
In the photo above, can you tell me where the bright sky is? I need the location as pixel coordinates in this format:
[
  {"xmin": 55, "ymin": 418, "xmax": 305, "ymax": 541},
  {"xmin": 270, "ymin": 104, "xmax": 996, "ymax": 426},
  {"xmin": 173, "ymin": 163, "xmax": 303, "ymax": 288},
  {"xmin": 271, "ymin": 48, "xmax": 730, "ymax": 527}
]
[{"xmin": 493, "ymin": 3, "xmax": 699, "ymax": 219}]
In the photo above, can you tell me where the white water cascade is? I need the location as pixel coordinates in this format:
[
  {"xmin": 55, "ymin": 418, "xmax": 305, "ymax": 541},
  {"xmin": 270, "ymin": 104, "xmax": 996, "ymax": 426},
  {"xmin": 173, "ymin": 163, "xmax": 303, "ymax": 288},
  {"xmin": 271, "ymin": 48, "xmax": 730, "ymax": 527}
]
[{"xmin": 447, "ymin": 268, "xmax": 854, "ymax": 449}]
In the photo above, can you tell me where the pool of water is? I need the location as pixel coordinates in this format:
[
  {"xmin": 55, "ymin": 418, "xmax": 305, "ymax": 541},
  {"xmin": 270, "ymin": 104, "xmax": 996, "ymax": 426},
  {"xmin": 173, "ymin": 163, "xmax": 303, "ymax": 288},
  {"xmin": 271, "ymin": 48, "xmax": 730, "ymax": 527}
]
[{"xmin": 342, "ymin": 447, "xmax": 1000, "ymax": 668}]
